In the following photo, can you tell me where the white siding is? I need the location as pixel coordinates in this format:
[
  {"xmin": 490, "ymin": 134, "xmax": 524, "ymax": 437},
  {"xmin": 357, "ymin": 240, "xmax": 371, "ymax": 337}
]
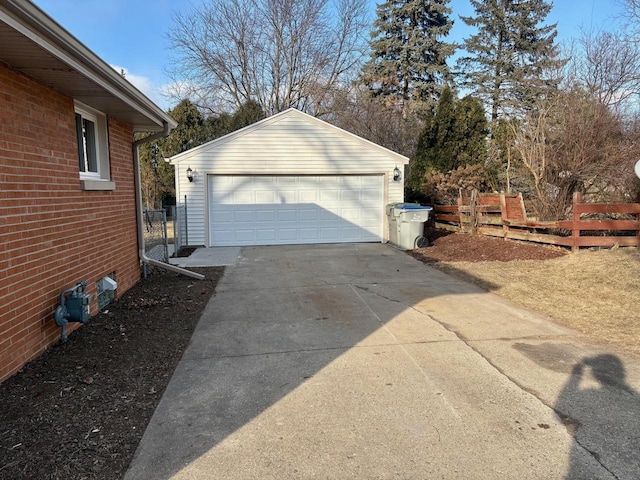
[{"xmin": 173, "ymin": 109, "xmax": 408, "ymax": 246}]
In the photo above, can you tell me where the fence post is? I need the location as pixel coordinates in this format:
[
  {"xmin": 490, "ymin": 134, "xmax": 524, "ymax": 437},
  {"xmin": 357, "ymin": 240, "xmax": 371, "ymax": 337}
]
[
  {"xmin": 428, "ymin": 197, "xmax": 436, "ymax": 228},
  {"xmin": 470, "ymin": 189, "xmax": 479, "ymax": 234},
  {"xmin": 517, "ymin": 193, "xmax": 527, "ymax": 220},
  {"xmin": 162, "ymin": 209, "xmax": 169, "ymax": 262},
  {"xmin": 499, "ymin": 192, "xmax": 508, "ymax": 238},
  {"xmin": 572, "ymin": 192, "xmax": 581, "ymax": 252},
  {"xmin": 636, "ymin": 193, "xmax": 640, "ymax": 245}
]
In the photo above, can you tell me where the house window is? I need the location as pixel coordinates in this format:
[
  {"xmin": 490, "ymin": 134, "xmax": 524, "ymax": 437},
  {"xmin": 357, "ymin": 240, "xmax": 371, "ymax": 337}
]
[
  {"xmin": 76, "ymin": 111, "xmax": 98, "ymax": 175},
  {"xmin": 74, "ymin": 101, "xmax": 115, "ymax": 191}
]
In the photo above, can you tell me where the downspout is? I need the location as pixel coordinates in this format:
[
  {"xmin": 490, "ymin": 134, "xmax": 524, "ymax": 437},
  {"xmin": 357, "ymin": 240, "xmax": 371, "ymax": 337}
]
[{"xmin": 133, "ymin": 123, "xmax": 205, "ymax": 280}]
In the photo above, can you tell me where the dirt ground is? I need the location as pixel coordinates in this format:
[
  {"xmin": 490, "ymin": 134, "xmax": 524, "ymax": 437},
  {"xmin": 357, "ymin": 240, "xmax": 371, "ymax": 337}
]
[
  {"xmin": 414, "ymin": 229, "xmax": 640, "ymax": 354},
  {"xmin": 0, "ymin": 266, "xmax": 223, "ymax": 480},
  {"xmin": 0, "ymin": 233, "xmax": 621, "ymax": 479}
]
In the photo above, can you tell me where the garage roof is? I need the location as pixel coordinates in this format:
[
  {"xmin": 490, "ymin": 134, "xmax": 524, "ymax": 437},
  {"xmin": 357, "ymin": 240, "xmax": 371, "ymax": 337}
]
[
  {"xmin": 0, "ymin": 1, "xmax": 176, "ymax": 133},
  {"xmin": 169, "ymin": 108, "xmax": 409, "ymax": 165}
]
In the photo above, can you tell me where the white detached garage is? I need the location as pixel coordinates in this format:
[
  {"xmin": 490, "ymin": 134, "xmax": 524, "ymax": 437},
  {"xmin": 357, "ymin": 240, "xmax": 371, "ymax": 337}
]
[{"xmin": 169, "ymin": 108, "xmax": 408, "ymax": 247}]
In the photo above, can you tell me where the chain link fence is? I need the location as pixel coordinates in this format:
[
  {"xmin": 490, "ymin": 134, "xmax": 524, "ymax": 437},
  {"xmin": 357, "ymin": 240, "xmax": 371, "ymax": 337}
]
[
  {"xmin": 143, "ymin": 209, "xmax": 169, "ymax": 262},
  {"xmin": 172, "ymin": 202, "xmax": 189, "ymax": 253}
]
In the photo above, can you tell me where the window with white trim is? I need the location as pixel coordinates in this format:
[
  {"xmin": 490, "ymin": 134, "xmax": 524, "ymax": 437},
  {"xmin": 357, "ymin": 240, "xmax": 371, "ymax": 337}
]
[{"xmin": 74, "ymin": 101, "xmax": 114, "ymax": 190}]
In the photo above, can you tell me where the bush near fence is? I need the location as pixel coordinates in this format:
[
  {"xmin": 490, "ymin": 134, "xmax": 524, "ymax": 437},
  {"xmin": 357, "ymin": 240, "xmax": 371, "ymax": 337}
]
[{"xmin": 432, "ymin": 191, "xmax": 640, "ymax": 251}]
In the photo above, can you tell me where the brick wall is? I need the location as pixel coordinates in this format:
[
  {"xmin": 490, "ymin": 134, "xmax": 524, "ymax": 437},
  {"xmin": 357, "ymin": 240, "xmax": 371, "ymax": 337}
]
[{"xmin": 0, "ymin": 62, "xmax": 142, "ymax": 382}]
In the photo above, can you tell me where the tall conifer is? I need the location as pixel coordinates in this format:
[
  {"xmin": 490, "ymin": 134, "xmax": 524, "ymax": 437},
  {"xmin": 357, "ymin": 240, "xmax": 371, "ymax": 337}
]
[
  {"xmin": 457, "ymin": 0, "xmax": 562, "ymax": 121},
  {"xmin": 363, "ymin": 0, "xmax": 455, "ymax": 115}
]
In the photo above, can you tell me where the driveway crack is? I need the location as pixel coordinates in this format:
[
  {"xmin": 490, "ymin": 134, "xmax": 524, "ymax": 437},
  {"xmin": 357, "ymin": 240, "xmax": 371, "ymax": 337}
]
[
  {"xmin": 351, "ymin": 284, "xmax": 617, "ymax": 478},
  {"xmin": 352, "ymin": 284, "xmax": 405, "ymax": 305},
  {"xmin": 425, "ymin": 312, "xmax": 619, "ymax": 479}
]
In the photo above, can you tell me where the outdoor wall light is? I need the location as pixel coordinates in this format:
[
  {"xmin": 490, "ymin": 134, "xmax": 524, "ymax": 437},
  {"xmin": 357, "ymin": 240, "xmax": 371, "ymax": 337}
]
[
  {"xmin": 393, "ymin": 166, "xmax": 402, "ymax": 182},
  {"xmin": 186, "ymin": 166, "xmax": 194, "ymax": 182}
]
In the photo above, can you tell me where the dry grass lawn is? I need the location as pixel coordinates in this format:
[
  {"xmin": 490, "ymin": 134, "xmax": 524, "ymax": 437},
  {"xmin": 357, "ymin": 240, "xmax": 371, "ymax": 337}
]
[{"xmin": 435, "ymin": 248, "xmax": 640, "ymax": 354}]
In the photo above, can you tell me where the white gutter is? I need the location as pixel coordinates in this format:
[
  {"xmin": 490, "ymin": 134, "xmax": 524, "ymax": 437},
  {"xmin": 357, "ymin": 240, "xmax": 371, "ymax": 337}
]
[{"xmin": 133, "ymin": 128, "xmax": 205, "ymax": 281}]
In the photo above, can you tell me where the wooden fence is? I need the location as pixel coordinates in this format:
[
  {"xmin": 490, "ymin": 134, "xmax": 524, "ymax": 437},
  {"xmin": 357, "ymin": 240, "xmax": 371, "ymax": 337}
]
[{"xmin": 432, "ymin": 192, "xmax": 640, "ymax": 251}]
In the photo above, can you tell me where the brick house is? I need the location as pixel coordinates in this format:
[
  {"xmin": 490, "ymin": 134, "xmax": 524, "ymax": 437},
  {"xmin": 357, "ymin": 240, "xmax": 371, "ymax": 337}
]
[{"xmin": 0, "ymin": 1, "xmax": 178, "ymax": 382}]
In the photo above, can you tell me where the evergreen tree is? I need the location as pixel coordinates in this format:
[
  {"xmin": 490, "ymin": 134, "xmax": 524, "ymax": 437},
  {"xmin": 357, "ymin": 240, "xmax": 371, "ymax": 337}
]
[
  {"xmin": 362, "ymin": 0, "xmax": 455, "ymax": 115},
  {"xmin": 428, "ymin": 84, "xmax": 457, "ymax": 171},
  {"xmin": 228, "ymin": 99, "xmax": 266, "ymax": 132},
  {"xmin": 453, "ymin": 95, "xmax": 489, "ymax": 167},
  {"xmin": 409, "ymin": 87, "xmax": 488, "ymax": 198},
  {"xmin": 162, "ymin": 99, "xmax": 210, "ymax": 157},
  {"xmin": 140, "ymin": 99, "xmax": 268, "ymax": 209},
  {"xmin": 140, "ymin": 99, "xmax": 212, "ymax": 208},
  {"xmin": 408, "ymin": 85, "xmax": 455, "ymax": 195},
  {"xmin": 457, "ymin": 0, "xmax": 562, "ymax": 121},
  {"xmin": 408, "ymin": 108, "xmax": 435, "ymax": 196}
]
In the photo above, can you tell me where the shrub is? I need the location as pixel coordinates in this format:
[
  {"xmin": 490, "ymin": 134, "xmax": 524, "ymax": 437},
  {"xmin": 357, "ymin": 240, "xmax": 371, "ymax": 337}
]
[{"xmin": 422, "ymin": 164, "xmax": 488, "ymax": 204}]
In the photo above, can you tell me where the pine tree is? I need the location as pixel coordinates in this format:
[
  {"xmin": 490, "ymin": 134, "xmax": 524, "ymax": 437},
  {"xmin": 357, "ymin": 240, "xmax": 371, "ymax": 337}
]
[
  {"xmin": 457, "ymin": 0, "xmax": 562, "ymax": 121},
  {"xmin": 362, "ymin": 0, "xmax": 455, "ymax": 115},
  {"xmin": 139, "ymin": 100, "xmax": 208, "ymax": 209}
]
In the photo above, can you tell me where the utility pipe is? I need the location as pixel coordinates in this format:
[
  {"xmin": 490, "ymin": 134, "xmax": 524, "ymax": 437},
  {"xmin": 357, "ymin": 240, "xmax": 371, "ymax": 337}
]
[{"xmin": 133, "ymin": 124, "xmax": 205, "ymax": 281}]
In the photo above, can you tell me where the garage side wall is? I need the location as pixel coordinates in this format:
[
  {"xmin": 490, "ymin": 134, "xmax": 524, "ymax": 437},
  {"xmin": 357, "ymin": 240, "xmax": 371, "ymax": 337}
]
[
  {"xmin": 0, "ymin": 63, "xmax": 140, "ymax": 382},
  {"xmin": 175, "ymin": 114, "xmax": 405, "ymax": 246}
]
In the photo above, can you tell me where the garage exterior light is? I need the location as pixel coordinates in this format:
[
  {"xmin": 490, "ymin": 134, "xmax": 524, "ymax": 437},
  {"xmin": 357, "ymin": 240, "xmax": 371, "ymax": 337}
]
[{"xmin": 393, "ymin": 166, "xmax": 402, "ymax": 182}]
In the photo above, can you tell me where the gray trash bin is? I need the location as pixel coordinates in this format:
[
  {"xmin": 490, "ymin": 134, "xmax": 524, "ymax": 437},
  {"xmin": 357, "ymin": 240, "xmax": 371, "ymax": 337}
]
[
  {"xmin": 386, "ymin": 202, "xmax": 404, "ymax": 247},
  {"xmin": 387, "ymin": 203, "xmax": 433, "ymax": 250}
]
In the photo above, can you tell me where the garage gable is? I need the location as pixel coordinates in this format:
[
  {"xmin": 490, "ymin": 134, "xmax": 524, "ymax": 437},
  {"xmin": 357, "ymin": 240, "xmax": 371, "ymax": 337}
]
[
  {"xmin": 170, "ymin": 109, "xmax": 409, "ymax": 247},
  {"xmin": 170, "ymin": 108, "xmax": 408, "ymax": 168}
]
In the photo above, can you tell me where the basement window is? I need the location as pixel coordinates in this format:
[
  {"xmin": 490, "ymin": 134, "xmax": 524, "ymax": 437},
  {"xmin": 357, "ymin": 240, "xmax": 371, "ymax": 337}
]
[
  {"xmin": 96, "ymin": 273, "xmax": 117, "ymax": 310},
  {"xmin": 75, "ymin": 101, "xmax": 115, "ymax": 191}
]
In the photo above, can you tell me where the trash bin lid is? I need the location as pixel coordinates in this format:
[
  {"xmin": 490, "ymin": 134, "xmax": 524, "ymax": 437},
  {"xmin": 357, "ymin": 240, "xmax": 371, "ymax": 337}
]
[{"xmin": 394, "ymin": 204, "xmax": 433, "ymax": 210}]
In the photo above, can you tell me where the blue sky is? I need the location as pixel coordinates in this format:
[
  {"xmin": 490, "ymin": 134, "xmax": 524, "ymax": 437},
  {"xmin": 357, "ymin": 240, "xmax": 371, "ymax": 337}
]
[{"xmin": 32, "ymin": 0, "xmax": 625, "ymax": 111}]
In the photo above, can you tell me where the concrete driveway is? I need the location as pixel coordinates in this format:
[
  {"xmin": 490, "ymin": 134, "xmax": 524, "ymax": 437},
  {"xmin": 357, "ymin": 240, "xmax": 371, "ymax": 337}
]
[{"xmin": 125, "ymin": 244, "xmax": 640, "ymax": 479}]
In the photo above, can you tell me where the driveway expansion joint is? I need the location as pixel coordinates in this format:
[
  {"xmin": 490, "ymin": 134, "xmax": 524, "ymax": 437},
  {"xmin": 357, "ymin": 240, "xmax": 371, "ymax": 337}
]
[{"xmin": 183, "ymin": 340, "xmax": 463, "ymax": 363}]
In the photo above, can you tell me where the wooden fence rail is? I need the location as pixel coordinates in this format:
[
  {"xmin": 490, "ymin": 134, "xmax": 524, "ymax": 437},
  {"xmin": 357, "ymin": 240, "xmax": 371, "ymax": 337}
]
[{"xmin": 431, "ymin": 192, "xmax": 640, "ymax": 251}]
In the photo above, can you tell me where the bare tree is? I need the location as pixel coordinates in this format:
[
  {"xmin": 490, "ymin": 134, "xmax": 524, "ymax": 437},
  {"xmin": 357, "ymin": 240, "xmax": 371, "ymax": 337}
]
[
  {"xmin": 325, "ymin": 84, "xmax": 424, "ymax": 158},
  {"xmin": 620, "ymin": 0, "xmax": 640, "ymax": 25},
  {"xmin": 167, "ymin": 0, "xmax": 369, "ymax": 116},
  {"xmin": 508, "ymin": 87, "xmax": 639, "ymax": 219},
  {"xmin": 569, "ymin": 30, "xmax": 640, "ymax": 112}
]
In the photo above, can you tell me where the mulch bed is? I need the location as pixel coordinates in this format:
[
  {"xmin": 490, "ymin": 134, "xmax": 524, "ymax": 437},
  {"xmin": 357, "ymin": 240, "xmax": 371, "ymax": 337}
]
[
  {"xmin": 409, "ymin": 228, "xmax": 568, "ymax": 264},
  {"xmin": 0, "ymin": 231, "xmax": 567, "ymax": 479},
  {"xmin": 0, "ymin": 266, "xmax": 224, "ymax": 480}
]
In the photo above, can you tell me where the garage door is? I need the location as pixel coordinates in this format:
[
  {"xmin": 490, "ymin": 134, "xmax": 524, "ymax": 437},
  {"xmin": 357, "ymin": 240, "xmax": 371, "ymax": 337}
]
[{"xmin": 208, "ymin": 175, "xmax": 383, "ymax": 246}]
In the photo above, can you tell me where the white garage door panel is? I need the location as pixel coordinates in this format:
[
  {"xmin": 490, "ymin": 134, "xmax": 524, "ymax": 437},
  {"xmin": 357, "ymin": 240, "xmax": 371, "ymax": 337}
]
[{"xmin": 208, "ymin": 175, "xmax": 383, "ymax": 246}]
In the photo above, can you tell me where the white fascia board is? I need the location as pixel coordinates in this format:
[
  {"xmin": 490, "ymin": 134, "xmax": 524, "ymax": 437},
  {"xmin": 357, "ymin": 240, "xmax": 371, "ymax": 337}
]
[
  {"xmin": 0, "ymin": 1, "xmax": 176, "ymax": 132},
  {"xmin": 169, "ymin": 108, "xmax": 409, "ymax": 165}
]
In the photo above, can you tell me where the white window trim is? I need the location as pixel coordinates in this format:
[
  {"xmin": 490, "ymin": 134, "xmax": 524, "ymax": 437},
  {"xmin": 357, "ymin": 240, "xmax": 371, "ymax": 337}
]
[{"xmin": 74, "ymin": 101, "xmax": 115, "ymax": 191}]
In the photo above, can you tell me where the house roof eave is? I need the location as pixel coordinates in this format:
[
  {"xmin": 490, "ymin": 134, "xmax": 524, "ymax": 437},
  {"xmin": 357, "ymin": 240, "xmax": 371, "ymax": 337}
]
[{"xmin": 0, "ymin": 1, "xmax": 176, "ymax": 133}]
